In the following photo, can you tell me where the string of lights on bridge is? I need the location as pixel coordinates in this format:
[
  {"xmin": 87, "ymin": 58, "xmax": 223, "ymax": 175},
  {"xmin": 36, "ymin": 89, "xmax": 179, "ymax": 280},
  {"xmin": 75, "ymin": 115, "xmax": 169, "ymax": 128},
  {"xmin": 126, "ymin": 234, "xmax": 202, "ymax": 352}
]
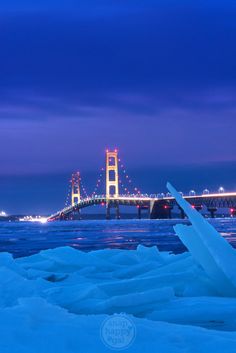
[
  {"xmin": 80, "ymin": 177, "xmax": 89, "ymax": 199},
  {"xmin": 64, "ymin": 148, "xmax": 228, "ymax": 211},
  {"xmin": 65, "ymin": 179, "xmax": 72, "ymax": 207},
  {"xmin": 47, "ymin": 149, "xmax": 236, "ymax": 222},
  {"xmin": 80, "ymin": 156, "xmax": 142, "ymax": 200},
  {"xmin": 64, "ymin": 155, "xmax": 144, "ymax": 203},
  {"xmin": 65, "ymin": 179, "xmax": 228, "ymax": 208},
  {"xmin": 65, "ymin": 173, "xmax": 89, "ymax": 207},
  {"xmin": 118, "ymin": 158, "xmax": 141, "ymax": 195},
  {"xmin": 91, "ymin": 167, "xmax": 105, "ymax": 197}
]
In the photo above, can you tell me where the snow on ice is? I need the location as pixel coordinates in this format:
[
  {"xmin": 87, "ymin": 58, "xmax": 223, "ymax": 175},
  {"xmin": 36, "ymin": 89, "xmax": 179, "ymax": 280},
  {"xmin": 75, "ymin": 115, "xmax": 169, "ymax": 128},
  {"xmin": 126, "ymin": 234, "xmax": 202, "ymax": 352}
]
[{"xmin": 0, "ymin": 183, "xmax": 236, "ymax": 352}]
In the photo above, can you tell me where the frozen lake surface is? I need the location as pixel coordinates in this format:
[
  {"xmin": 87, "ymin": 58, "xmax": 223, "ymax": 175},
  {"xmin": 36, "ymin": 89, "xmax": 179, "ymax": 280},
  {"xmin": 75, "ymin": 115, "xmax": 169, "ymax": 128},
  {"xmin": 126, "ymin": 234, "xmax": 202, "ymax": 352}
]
[
  {"xmin": 0, "ymin": 218, "xmax": 236, "ymax": 257},
  {"xmin": 1, "ymin": 216, "xmax": 236, "ymax": 352}
]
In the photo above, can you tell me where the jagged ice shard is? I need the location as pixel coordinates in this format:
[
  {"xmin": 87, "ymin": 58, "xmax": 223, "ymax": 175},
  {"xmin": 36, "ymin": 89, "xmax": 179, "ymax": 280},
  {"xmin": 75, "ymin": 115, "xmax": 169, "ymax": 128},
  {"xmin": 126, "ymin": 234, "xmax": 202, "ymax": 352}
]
[{"xmin": 167, "ymin": 182, "xmax": 236, "ymax": 297}]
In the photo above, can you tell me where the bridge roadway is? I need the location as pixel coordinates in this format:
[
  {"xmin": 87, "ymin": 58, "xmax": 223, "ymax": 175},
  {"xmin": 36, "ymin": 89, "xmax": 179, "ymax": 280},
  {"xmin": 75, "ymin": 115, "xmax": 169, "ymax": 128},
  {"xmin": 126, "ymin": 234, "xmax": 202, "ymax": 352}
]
[{"xmin": 47, "ymin": 192, "xmax": 236, "ymax": 221}]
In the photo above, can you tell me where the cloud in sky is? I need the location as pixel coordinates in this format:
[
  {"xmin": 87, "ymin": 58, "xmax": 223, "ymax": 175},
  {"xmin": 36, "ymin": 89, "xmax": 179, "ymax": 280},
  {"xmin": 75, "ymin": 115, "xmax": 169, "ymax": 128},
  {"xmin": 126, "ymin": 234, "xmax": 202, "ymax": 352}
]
[{"xmin": 0, "ymin": 1, "xmax": 236, "ymax": 175}]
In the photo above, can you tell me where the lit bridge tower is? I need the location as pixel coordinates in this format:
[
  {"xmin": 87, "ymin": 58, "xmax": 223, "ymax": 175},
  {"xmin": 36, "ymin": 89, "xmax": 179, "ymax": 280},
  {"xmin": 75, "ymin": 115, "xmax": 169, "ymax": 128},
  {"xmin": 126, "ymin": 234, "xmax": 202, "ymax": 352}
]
[
  {"xmin": 71, "ymin": 171, "xmax": 81, "ymax": 206},
  {"xmin": 106, "ymin": 149, "xmax": 120, "ymax": 219},
  {"xmin": 70, "ymin": 171, "xmax": 82, "ymax": 219}
]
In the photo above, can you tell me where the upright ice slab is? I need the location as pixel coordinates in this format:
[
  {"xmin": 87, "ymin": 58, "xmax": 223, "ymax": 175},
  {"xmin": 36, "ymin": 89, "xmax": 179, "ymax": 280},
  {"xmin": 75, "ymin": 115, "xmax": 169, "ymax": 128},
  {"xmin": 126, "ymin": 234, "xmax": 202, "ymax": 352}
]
[{"xmin": 167, "ymin": 182, "xmax": 236, "ymax": 296}]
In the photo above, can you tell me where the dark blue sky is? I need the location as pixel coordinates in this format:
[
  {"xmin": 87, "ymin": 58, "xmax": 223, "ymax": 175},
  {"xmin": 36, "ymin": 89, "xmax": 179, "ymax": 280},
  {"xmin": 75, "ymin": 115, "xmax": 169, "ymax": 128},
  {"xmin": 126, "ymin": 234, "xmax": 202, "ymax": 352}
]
[{"xmin": 0, "ymin": 1, "xmax": 236, "ymax": 213}]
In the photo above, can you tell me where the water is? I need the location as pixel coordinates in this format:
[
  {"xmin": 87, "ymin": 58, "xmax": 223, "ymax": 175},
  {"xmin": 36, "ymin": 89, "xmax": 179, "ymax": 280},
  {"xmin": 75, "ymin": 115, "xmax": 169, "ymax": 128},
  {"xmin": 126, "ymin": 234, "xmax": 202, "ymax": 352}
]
[{"xmin": 0, "ymin": 218, "xmax": 236, "ymax": 258}]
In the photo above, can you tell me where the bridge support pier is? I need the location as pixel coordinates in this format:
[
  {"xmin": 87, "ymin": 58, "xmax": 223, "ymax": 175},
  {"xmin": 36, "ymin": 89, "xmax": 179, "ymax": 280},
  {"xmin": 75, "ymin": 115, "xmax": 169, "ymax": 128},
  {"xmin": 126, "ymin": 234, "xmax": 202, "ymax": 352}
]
[
  {"xmin": 137, "ymin": 205, "xmax": 150, "ymax": 219},
  {"xmin": 150, "ymin": 201, "xmax": 172, "ymax": 219},
  {"xmin": 194, "ymin": 205, "xmax": 203, "ymax": 213},
  {"xmin": 137, "ymin": 205, "xmax": 141, "ymax": 219},
  {"xmin": 106, "ymin": 204, "xmax": 111, "ymax": 220},
  {"xmin": 116, "ymin": 204, "xmax": 120, "ymax": 219},
  {"xmin": 75, "ymin": 208, "xmax": 82, "ymax": 220},
  {"xmin": 178, "ymin": 207, "xmax": 185, "ymax": 219},
  {"xmin": 59, "ymin": 213, "xmax": 66, "ymax": 221},
  {"xmin": 208, "ymin": 207, "xmax": 217, "ymax": 218},
  {"xmin": 106, "ymin": 202, "xmax": 120, "ymax": 220},
  {"xmin": 167, "ymin": 206, "xmax": 173, "ymax": 219}
]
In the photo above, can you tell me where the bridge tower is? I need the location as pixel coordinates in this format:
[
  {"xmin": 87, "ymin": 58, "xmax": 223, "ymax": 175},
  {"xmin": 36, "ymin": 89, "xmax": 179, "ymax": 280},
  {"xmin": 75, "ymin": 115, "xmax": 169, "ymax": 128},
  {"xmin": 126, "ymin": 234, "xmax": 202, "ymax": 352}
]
[
  {"xmin": 106, "ymin": 149, "xmax": 119, "ymax": 198},
  {"xmin": 71, "ymin": 172, "xmax": 81, "ymax": 206},
  {"xmin": 105, "ymin": 149, "xmax": 120, "ymax": 219}
]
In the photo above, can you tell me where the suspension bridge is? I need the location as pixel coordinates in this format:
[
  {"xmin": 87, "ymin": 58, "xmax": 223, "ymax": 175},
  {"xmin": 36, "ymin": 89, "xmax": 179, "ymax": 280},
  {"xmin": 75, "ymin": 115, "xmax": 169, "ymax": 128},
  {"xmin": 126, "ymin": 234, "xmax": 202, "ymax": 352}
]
[{"xmin": 47, "ymin": 150, "xmax": 236, "ymax": 221}]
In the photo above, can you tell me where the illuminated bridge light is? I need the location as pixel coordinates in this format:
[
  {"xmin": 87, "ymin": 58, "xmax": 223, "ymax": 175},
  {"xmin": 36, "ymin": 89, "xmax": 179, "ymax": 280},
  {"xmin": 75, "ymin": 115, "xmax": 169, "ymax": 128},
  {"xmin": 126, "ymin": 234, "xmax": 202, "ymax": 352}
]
[
  {"xmin": 189, "ymin": 190, "xmax": 196, "ymax": 196},
  {"xmin": 218, "ymin": 186, "xmax": 225, "ymax": 194},
  {"xmin": 203, "ymin": 189, "xmax": 210, "ymax": 195}
]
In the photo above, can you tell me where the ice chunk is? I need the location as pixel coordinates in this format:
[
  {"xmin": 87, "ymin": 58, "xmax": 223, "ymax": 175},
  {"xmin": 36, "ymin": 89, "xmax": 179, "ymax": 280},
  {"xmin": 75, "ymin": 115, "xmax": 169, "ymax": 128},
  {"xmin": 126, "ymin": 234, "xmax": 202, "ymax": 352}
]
[
  {"xmin": 92, "ymin": 286, "xmax": 174, "ymax": 315},
  {"xmin": 167, "ymin": 182, "xmax": 236, "ymax": 296},
  {"xmin": 0, "ymin": 267, "xmax": 47, "ymax": 307},
  {"xmin": 1, "ymin": 238, "xmax": 236, "ymax": 351},
  {"xmin": 0, "ymin": 252, "xmax": 27, "ymax": 276},
  {"xmin": 147, "ymin": 296, "xmax": 236, "ymax": 331},
  {"xmin": 136, "ymin": 244, "xmax": 165, "ymax": 262},
  {"xmin": 113, "ymin": 262, "xmax": 159, "ymax": 279},
  {"xmin": 1, "ymin": 297, "xmax": 236, "ymax": 353}
]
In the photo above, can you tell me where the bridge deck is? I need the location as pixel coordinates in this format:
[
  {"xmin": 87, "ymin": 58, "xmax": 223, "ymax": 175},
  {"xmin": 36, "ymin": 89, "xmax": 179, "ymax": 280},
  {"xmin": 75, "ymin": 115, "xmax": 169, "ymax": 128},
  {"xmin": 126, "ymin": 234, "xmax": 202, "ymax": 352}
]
[{"xmin": 47, "ymin": 192, "xmax": 236, "ymax": 221}]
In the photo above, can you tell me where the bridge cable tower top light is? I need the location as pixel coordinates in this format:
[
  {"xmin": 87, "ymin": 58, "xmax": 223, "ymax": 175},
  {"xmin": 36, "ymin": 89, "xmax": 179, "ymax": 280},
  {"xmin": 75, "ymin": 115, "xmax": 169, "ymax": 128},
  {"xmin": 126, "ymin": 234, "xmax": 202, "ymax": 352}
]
[{"xmin": 106, "ymin": 150, "xmax": 119, "ymax": 199}]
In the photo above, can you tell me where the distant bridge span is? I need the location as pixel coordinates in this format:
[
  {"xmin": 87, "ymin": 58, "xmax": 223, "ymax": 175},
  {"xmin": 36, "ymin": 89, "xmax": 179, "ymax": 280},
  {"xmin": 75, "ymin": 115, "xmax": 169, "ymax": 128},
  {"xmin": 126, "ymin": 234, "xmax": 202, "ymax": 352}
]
[
  {"xmin": 48, "ymin": 151, "xmax": 236, "ymax": 221},
  {"xmin": 47, "ymin": 150, "xmax": 236, "ymax": 221},
  {"xmin": 48, "ymin": 193, "xmax": 236, "ymax": 221}
]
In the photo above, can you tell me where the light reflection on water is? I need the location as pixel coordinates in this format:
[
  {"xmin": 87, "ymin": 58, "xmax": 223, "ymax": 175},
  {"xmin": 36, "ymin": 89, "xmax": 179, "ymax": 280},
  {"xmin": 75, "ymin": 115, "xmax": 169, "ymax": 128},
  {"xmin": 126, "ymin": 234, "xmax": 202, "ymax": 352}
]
[{"xmin": 0, "ymin": 218, "xmax": 236, "ymax": 258}]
